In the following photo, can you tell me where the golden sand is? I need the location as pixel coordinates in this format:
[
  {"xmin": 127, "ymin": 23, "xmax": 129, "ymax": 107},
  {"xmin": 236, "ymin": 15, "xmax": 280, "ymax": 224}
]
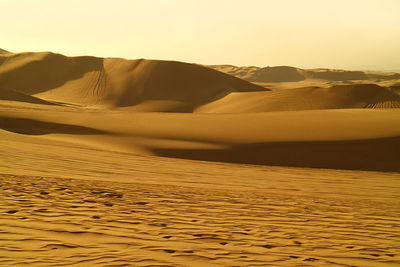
[{"xmin": 1, "ymin": 50, "xmax": 400, "ymax": 266}]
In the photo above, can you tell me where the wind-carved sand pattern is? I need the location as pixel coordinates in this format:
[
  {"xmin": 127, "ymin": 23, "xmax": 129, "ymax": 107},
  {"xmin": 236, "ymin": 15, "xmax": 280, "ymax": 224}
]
[{"xmin": 1, "ymin": 173, "xmax": 400, "ymax": 266}]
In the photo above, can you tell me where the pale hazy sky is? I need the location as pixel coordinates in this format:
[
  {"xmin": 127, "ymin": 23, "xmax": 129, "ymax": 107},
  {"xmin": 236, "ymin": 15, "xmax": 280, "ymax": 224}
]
[{"xmin": 1, "ymin": 0, "xmax": 399, "ymax": 70}]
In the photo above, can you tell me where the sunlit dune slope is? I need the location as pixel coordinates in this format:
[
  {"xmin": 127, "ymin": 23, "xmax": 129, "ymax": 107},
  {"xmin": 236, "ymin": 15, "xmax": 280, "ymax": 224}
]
[
  {"xmin": 196, "ymin": 84, "xmax": 400, "ymax": 113},
  {"xmin": 0, "ymin": 51, "xmax": 266, "ymax": 110}
]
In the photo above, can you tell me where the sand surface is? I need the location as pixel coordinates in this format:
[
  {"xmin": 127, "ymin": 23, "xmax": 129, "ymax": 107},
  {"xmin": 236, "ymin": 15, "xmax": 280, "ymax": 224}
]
[
  {"xmin": 1, "ymin": 50, "xmax": 400, "ymax": 266},
  {"xmin": 1, "ymin": 133, "xmax": 400, "ymax": 266}
]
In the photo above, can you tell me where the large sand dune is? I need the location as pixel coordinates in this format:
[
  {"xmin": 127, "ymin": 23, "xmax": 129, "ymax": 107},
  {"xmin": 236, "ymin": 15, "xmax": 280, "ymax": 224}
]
[{"xmin": 0, "ymin": 51, "xmax": 265, "ymax": 111}]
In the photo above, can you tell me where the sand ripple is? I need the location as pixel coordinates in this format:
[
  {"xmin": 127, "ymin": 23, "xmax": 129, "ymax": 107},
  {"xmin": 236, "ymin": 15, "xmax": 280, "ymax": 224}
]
[{"xmin": 1, "ymin": 174, "xmax": 399, "ymax": 266}]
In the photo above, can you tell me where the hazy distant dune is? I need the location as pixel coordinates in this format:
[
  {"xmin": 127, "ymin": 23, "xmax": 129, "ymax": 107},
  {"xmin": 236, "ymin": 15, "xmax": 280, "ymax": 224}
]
[
  {"xmin": 209, "ymin": 64, "xmax": 400, "ymax": 83},
  {"xmin": 302, "ymin": 69, "xmax": 368, "ymax": 81},
  {"xmin": 210, "ymin": 65, "xmax": 305, "ymax": 82},
  {"xmin": 197, "ymin": 84, "xmax": 400, "ymax": 113}
]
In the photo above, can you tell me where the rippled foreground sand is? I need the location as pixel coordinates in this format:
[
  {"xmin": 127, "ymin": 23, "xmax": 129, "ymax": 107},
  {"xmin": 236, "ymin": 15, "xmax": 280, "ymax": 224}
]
[{"xmin": 1, "ymin": 129, "xmax": 400, "ymax": 266}]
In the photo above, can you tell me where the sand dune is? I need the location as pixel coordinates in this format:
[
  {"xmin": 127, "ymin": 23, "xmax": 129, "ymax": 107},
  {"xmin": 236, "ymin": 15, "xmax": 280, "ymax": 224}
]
[
  {"xmin": 1, "ymin": 49, "xmax": 400, "ymax": 266},
  {"xmin": 1, "ymin": 125, "xmax": 400, "ymax": 266},
  {"xmin": 1, "ymin": 104, "xmax": 400, "ymax": 172},
  {"xmin": 0, "ymin": 48, "xmax": 10, "ymax": 54},
  {"xmin": 0, "ymin": 51, "xmax": 265, "ymax": 110},
  {"xmin": 0, "ymin": 87, "xmax": 56, "ymax": 105},
  {"xmin": 197, "ymin": 84, "xmax": 400, "ymax": 113},
  {"xmin": 303, "ymin": 68, "xmax": 368, "ymax": 81},
  {"xmin": 209, "ymin": 65, "xmax": 305, "ymax": 82},
  {"xmin": 2, "ymin": 50, "xmax": 399, "ymax": 114},
  {"xmin": 209, "ymin": 64, "xmax": 400, "ymax": 84},
  {"xmin": 0, "ymin": 50, "xmax": 399, "ymax": 172}
]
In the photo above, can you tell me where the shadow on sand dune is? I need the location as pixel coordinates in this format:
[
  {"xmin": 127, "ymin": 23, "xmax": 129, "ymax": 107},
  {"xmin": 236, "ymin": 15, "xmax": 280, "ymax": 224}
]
[
  {"xmin": 152, "ymin": 136, "xmax": 400, "ymax": 172},
  {"xmin": 0, "ymin": 88, "xmax": 59, "ymax": 106},
  {"xmin": 0, "ymin": 116, "xmax": 108, "ymax": 135}
]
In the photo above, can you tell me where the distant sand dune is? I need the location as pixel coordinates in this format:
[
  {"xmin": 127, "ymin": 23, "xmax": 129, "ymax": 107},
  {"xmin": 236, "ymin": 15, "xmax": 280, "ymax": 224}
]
[
  {"xmin": 209, "ymin": 65, "xmax": 400, "ymax": 83},
  {"xmin": 209, "ymin": 65, "xmax": 305, "ymax": 82},
  {"xmin": 197, "ymin": 84, "xmax": 400, "ymax": 113}
]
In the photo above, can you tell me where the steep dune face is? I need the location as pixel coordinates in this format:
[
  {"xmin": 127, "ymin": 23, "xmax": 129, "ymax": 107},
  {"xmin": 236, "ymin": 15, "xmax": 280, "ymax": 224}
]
[
  {"xmin": 0, "ymin": 52, "xmax": 266, "ymax": 109},
  {"xmin": 197, "ymin": 84, "xmax": 400, "ymax": 113}
]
